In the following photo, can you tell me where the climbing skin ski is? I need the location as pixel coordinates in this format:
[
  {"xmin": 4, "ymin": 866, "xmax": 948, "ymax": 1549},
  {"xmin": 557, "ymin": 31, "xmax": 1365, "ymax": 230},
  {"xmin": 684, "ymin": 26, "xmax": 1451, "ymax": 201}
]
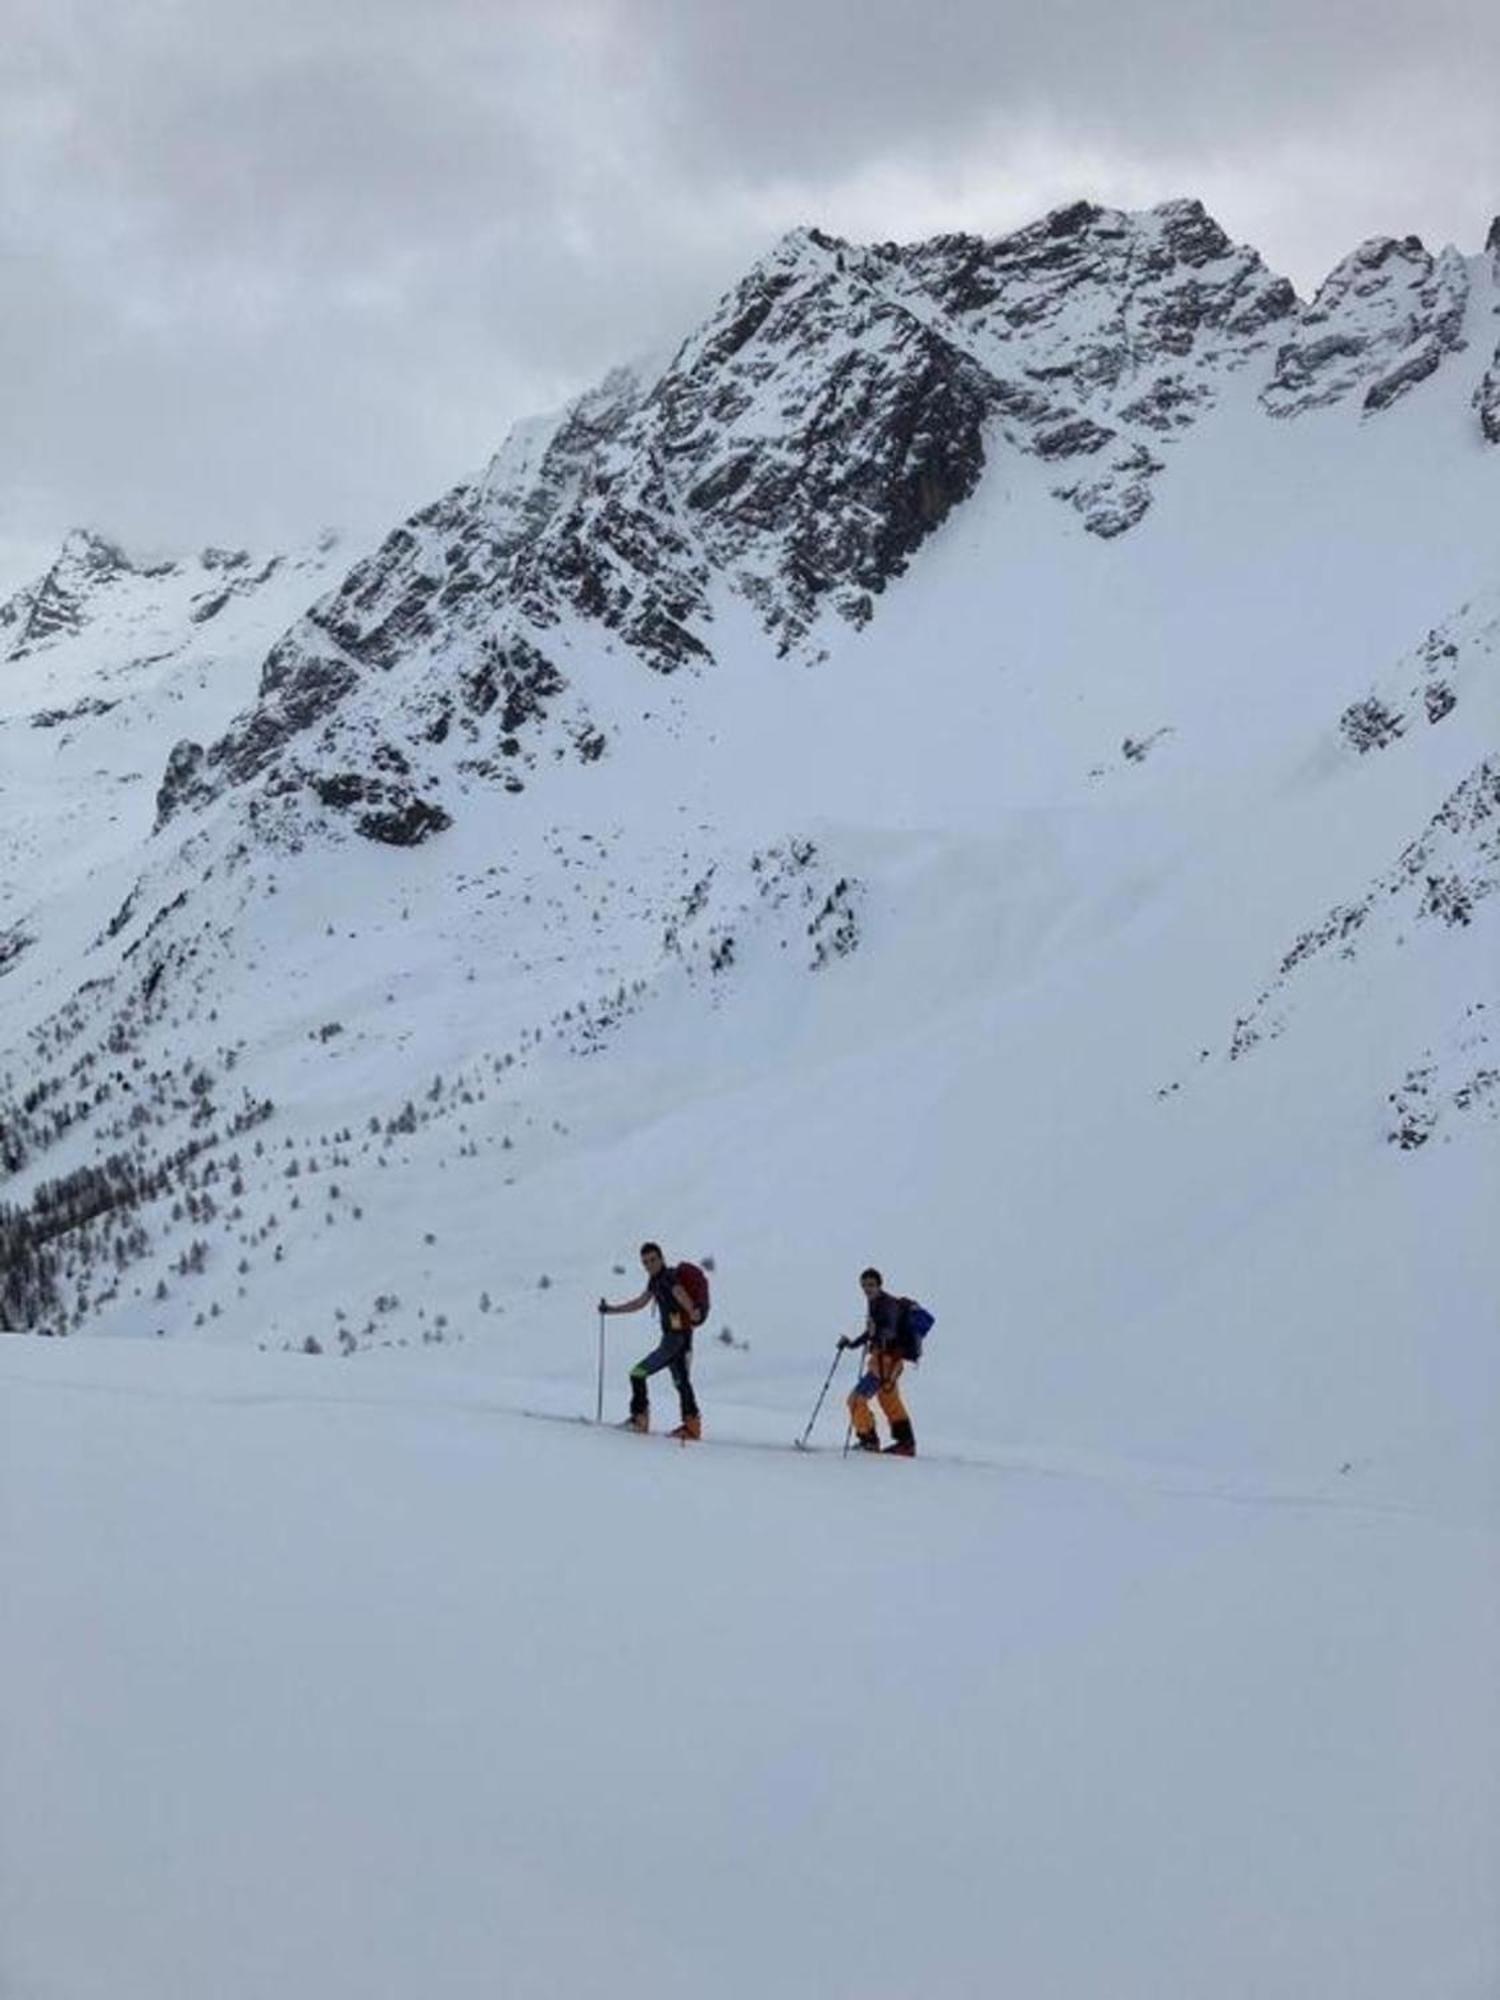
[{"xmin": 521, "ymin": 1411, "xmax": 831, "ymax": 1455}]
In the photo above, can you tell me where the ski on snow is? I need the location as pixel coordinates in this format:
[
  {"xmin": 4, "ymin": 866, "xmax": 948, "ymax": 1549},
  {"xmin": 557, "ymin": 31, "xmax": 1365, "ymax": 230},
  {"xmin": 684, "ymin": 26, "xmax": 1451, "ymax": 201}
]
[
  {"xmin": 520, "ymin": 1410, "xmax": 823, "ymax": 1454},
  {"xmin": 518, "ymin": 1411, "xmax": 917, "ymax": 1458}
]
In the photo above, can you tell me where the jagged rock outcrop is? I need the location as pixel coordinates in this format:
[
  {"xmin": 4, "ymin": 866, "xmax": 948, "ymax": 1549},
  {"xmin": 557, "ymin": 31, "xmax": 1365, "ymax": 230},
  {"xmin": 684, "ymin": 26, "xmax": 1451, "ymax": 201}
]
[
  {"xmin": 1385, "ymin": 999, "xmax": 1497, "ymax": 1149},
  {"xmin": 1, "ymin": 531, "xmax": 146, "ymax": 659},
  {"xmin": 647, "ymin": 229, "xmax": 1002, "ymax": 633},
  {"xmin": 1336, "ymin": 585, "xmax": 1498, "ymax": 752},
  {"xmin": 883, "ymin": 197, "xmax": 1294, "ymax": 535},
  {"xmin": 1261, "ymin": 236, "xmax": 1471, "ymax": 419},
  {"xmin": 0, "ymin": 528, "xmax": 338, "ymax": 678},
  {"xmin": 1477, "ymin": 356, "xmax": 1500, "ymax": 446},
  {"xmin": 1475, "ymin": 215, "xmax": 1500, "ymax": 446},
  {"xmin": 153, "ymin": 741, "xmax": 214, "ymax": 827},
  {"xmin": 150, "ymin": 200, "xmax": 1500, "ymax": 854},
  {"xmin": 1228, "ymin": 755, "xmax": 1500, "ymax": 1065}
]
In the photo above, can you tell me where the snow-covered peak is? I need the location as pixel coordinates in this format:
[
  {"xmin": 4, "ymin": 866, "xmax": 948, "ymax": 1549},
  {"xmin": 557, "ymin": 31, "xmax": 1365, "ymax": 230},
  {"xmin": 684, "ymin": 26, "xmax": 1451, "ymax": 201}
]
[
  {"xmin": 0, "ymin": 527, "xmax": 342, "ymax": 684},
  {"xmin": 874, "ymin": 196, "xmax": 1296, "ymax": 532},
  {"xmin": 0, "ymin": 529, "xmax": 154, "ymax": 660},
  {"xmin": 758, "ymin": 221, "xmax": 849, "ymax": 272},
  {"xmin": 1261, "ymin": 232, "xmax": 1472, "ymax": 418},
  {"xmin": 0, "ymin": 525, "xmax": 349, "ymax": 992},
  {"xmin": 140, "ymin": 197, "xmax": 1500, "ymax": 866}
]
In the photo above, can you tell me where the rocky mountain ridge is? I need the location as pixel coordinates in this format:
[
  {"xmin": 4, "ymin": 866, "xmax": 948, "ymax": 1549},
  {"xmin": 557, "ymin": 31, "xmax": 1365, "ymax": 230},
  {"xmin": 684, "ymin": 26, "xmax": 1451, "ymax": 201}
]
[
  {"xmin": 142, "ymin": 199, "xmax": 1498, "ymax": 852},
  {"xmin": 0, "ymin": 528, "xmax": 339, "ymax": 673}
]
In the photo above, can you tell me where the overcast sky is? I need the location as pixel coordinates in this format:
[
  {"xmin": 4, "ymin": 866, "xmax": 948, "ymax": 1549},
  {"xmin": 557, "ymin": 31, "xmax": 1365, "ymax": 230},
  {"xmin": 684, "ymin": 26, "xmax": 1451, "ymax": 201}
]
[{"xmin": 2, "ymin": 0, "xmax": 1496, "ymax": 586}]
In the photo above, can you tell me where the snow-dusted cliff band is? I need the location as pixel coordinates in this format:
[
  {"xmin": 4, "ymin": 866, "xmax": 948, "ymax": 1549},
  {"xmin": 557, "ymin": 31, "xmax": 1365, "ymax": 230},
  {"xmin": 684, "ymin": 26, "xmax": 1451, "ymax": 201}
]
[{"xmin": 131, "ymin": 199, "xmax": 1492, "ymax": 850}]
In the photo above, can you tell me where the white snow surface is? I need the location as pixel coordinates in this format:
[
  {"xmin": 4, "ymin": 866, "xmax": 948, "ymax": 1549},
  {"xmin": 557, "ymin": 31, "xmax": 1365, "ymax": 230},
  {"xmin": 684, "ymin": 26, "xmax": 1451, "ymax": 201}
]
[
  {"xmin": 2, "ymin": 203, "xmax": 1499, "ymax": 1999},
  {"xmin": 4, "ymin": 1336, "xmax": 1496, "ymax": 2000}
]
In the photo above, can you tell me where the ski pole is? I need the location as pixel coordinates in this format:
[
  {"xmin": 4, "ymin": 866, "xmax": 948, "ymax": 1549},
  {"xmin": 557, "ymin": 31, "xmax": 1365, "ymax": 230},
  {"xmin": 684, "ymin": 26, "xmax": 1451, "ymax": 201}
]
[
  {"xmin": 796, "ymin": 1343, "xmax": 845, "ymax": 1450},
  {"xmin": 596, "ymin": 1308, "xmax": 605, "ymax": 1426}
]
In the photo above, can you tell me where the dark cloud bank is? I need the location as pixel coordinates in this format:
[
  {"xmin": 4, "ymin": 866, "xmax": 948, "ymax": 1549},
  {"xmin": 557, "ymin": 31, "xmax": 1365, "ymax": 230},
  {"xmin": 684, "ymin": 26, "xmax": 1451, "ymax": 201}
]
[{"xmin": 1, "ymin": 0, "xmax": 1495, "ymax": 579}]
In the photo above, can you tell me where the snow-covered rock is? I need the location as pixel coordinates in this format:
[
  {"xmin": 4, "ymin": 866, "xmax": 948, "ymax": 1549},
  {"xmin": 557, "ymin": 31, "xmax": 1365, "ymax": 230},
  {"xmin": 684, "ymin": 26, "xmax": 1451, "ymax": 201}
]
[
  {"xmin": 0, "ymin": 528, "xmax": 338, "ymax": 673},
  {"xmin": 886, "ymin": 197, "xmax": 1294, "ymax": 533},
  {"xmin": 0, "ymin": 523, "xmax": 346, "ymax": 1017},
  {"xmin": 152, "ymin": 200, "xmax": 1306, "ymax": 847},
  {"xmin": 1261, "ymin": 234, "xmax": 1471, "ymax": 419},
  {"xmin": 1473, "ymin": 215, "xmax": 1500, "ymax": 445},
  {"xmin": 1228, "ymin": 751, "xmax": 1500, "ymax": 1061}
]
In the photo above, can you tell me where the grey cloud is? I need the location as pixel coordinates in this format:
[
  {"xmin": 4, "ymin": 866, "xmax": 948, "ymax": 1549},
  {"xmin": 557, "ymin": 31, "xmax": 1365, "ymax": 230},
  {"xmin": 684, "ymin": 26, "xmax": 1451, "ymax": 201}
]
[
  {"xmin": 1, "ymin": 0, "xmax": 1496, "ymax": 572},
  {"xmin": 1, "ymin": 0, "xmax": 712, "ymax": 553},
  {"xmin": 630, "ymin": 0, "xmax": 1499, "ymax": 177}
]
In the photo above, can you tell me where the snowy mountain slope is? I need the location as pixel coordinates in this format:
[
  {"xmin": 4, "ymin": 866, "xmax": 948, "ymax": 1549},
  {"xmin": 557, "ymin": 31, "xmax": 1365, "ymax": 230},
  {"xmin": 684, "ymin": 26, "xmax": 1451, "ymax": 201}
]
[
  {"xmin": 145, "ymin": 198, "xmax": 1483, "ymax": 851},
  {"xmin": 0, "ymin": 527, "xmax": 344, "ymax": 980},
  {"xmin": 0, "ymin": 527, "xmax": 341, "ymax": 700},
  {"xmin": 0, "ymin": 197, "xmax": 1496, "ymax": 1500}
]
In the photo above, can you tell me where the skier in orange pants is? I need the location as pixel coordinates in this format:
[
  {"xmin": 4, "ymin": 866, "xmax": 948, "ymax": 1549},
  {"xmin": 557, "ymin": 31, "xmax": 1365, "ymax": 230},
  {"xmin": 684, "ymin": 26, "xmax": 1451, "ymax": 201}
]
[{"xmin": 840, "ymin": 1267, "xmax": 917, "ymax": 1456}]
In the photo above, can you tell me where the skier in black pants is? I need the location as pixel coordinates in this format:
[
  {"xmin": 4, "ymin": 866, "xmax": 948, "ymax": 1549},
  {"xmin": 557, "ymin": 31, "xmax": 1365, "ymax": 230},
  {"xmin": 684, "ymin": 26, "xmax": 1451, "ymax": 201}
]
[{"xmin": 599, "ymin": 1242, "xmax": 703, "ymax": 1439}]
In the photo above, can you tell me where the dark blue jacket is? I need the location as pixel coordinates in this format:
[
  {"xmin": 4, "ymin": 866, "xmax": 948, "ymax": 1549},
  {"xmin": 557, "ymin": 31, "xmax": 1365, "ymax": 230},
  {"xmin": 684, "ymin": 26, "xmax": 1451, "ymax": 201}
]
[{"xmin": 862, "ymin": 1290, "xmax": 905, "ymax": 1354}]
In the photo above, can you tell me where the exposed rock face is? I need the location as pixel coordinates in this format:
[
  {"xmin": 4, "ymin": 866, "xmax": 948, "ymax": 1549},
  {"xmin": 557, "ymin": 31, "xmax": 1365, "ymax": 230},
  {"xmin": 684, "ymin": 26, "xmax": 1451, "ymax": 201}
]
[
  {"xmin": 158, "ymin": 200, "xmax": 1305, "ymax": 842},
  {"xmin": 0, "ymin": 529, "xmax": 336, "ymax": 681},
  {"xmin": 884, "ymin": 198, "xmax": 1294, "ymax": 535},
  {"xmin": 151, "ymin": 201, "xmax": 1496, "ymax": 849},
  {"xmin": 189, "ymin": 637, "xmax": 362, "ymax": 797},
  {"xmin": 1226, "ymin": 754, "xmax": 1500, "ymax": 1075},
  {"xmin": 1475, "ymin": 218, "xmax": 1500, "ymax": 447},
  {"xmin": 1261, "ymin": 236, "xmax": 1471, "ymax": 419},
  {"xmin": 650, "ymin": 231, "xmax": 1002, "ymax": 638},
  {"xmin": 1, "ymin": 531, "xmax": 142, "ymax": 659},
  {"xmin": 154, "ymin": 741, "xmax": 214, "ymax": 828},
  {"xmin": 1478, "ymin": 357, "xmax": 1500, "ymax": 446},
  {"xmin": 308, "ymin": 773, "xmax": 452, "ymax": 846},
  {"xmin": 1334, "ymin": 585, "xmax": 1497, "ymax": 753}
]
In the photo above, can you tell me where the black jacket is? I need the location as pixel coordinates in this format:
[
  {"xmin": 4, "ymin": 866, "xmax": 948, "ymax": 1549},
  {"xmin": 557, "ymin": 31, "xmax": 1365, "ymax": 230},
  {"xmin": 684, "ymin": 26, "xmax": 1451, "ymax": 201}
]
[{"xmin": 862, "ymin": 1290, "xmax": 906, "ymax": 1354}]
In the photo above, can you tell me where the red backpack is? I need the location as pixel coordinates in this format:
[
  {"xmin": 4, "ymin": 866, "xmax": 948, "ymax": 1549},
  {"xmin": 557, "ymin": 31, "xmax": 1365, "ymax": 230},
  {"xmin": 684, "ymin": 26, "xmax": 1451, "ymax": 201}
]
[{"xmin": 675, "ymin": 1262, "xmax": 711, "ymax": 1325}]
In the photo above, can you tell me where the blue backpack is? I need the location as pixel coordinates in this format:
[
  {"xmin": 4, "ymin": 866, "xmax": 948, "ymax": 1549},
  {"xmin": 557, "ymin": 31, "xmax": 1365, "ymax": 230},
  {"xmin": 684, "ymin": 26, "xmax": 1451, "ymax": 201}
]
[{"xmin": 898, "ymin": 1299, "xmax": 935, "ymax": 1361}]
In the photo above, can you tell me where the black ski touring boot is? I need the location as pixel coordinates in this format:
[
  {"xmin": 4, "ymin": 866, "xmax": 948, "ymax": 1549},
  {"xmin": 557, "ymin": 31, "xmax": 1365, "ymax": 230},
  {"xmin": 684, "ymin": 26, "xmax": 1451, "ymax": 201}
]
[{"xmin": 883, "ymin": 1418, "xmax": 916, "ymax": 1458}]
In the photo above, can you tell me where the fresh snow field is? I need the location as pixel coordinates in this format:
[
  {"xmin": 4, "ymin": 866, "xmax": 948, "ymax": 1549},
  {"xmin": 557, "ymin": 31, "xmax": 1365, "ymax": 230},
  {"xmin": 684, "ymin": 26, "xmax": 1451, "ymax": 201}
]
[{"xmin": 4, "ymin": 1336, "xmax": 1496, "ymax": 2000}]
